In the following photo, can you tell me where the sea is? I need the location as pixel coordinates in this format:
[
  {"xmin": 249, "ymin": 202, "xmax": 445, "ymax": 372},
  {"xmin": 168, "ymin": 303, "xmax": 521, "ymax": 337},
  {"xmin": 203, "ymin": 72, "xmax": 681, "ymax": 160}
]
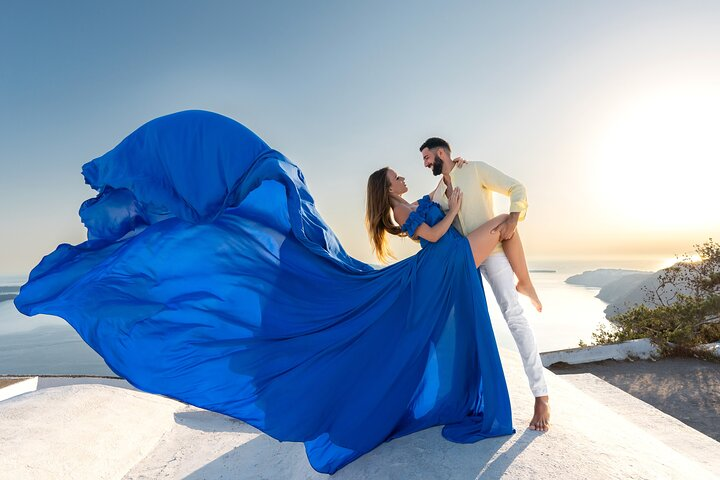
[{"xmin": 0, "ymin": 255, "xmax": 670, "ymax": 376}]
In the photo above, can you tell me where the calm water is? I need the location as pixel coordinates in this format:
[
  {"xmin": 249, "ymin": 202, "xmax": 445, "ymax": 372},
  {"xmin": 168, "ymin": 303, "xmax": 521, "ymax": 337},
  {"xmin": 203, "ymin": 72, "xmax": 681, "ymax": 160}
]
[{"xmin": 0, "ymin": 256, "xmax": 666, "ymax": 375}]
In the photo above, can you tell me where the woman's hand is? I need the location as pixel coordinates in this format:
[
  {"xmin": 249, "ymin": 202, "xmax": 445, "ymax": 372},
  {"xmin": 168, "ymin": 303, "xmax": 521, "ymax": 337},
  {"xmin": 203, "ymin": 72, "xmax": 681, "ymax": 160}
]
[
  {"xmin": 448, "ymin": 187, "xmax": 463, "ymax": 215},
  {"xmin": 452, "ymin": 156, "xmax": 468, "ymax": 169}
]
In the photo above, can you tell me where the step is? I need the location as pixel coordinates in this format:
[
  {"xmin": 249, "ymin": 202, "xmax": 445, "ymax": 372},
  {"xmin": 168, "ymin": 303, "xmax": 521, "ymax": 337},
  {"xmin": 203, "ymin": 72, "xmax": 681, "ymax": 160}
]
[{"xmin": 560, "ymin": 372, "xmax": 719, "ymax": 473}]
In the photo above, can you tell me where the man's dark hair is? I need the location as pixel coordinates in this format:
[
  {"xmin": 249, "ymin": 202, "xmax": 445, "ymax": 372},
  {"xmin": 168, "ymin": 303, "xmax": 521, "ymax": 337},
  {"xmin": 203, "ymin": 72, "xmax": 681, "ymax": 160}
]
[{"xmin": 419, "ymin": 137, "xmax": 451, "ymax": 153}]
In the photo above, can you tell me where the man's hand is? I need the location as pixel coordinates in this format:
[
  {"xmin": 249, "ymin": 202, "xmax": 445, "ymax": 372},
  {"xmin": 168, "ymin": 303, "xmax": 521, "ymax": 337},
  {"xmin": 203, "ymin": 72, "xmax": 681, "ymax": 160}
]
[{"xmin": 491, "ymin": 212, "xmax": 520, "ymax": 240}]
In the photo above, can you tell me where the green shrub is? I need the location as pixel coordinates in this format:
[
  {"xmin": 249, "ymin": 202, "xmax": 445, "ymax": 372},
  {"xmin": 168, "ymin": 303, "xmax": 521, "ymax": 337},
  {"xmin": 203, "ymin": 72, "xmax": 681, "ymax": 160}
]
[{"xmin": 581, "ymin": 238, "xmax": 720, "ymax": 358}]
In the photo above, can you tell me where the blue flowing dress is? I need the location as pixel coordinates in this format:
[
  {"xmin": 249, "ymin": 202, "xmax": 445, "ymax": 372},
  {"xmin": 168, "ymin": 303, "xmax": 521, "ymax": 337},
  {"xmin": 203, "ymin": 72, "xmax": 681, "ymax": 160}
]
[{"xmin": 14, "ymin": 110, "xmax": 515, "ymax": 474}]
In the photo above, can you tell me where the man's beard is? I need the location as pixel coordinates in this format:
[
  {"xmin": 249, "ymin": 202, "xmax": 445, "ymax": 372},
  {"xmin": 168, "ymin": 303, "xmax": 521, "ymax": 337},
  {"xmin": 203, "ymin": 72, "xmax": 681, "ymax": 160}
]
[{"xmin": 431, "ymin": 153, "xmax": 443, "ymax": 176}]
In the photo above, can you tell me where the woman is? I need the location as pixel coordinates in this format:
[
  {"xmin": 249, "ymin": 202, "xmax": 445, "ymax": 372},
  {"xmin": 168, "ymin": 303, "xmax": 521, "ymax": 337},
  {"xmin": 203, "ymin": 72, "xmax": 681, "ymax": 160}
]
[
  {"xmin": 15, "ymin": 110, "xmax": 515, "ymax": 475},
  {"xmin": 366, "ymin": 166, "xmax": 542, "ymax": 308}
]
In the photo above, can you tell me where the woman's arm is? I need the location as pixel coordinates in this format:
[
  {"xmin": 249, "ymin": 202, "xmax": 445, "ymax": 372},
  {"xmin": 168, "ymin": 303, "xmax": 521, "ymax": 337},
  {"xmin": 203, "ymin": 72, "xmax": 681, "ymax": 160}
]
[
  {"xmin": 413, "ymin": 212, "xmax": 459, "ymax": 243},
  {"xmin": 394, "ymin": 188, "xmax": 463, "ymax": 243}
]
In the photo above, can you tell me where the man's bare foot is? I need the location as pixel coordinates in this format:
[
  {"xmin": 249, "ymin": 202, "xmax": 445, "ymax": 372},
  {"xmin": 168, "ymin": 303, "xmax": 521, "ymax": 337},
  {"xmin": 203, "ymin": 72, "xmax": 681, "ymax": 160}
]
[
  {"xmin": 529, "ymin": 395, "xmax": 550, "ymax": 431},
  {"xmin": 516, "ymin": 281, "xmax": 542, "ymax": 312}
]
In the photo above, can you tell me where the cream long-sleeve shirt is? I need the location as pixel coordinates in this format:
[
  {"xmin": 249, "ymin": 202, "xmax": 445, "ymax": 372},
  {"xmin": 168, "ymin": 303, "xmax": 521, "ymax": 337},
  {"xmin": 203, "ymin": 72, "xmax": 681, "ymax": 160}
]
[{"xmin": 430, "ymin": 161, "xmax": 528, "ymax": 254}]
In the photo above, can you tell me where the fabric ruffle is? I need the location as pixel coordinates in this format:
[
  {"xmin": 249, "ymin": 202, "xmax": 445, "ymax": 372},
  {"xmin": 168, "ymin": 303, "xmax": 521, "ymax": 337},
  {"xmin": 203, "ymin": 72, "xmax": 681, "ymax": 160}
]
[{"xmin": 400, "ymin": 194, "xmax": 434, "ymax": 240}]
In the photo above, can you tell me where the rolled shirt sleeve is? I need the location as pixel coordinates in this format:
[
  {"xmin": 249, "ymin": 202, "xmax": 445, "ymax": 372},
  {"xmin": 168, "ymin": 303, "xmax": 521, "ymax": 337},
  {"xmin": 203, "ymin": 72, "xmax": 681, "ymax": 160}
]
[{"xmin": 474, "ymin": 161, "xmax": 528, "ymax": 221}]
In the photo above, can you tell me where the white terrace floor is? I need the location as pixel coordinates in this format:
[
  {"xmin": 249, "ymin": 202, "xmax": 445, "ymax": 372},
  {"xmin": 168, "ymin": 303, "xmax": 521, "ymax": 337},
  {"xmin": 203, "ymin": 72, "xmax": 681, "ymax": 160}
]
[{"xmin": 1, "ymin": 347, "xmax": 718, "ymax": 479}]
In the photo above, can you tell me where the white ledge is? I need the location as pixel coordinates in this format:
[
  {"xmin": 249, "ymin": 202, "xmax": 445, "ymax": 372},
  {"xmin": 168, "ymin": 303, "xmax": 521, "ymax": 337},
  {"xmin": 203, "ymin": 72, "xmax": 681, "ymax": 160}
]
[
  {"xmin": 540, "ymin": 338, "xmax": 660, "ymax": 367},
  {"xmin": 0, "ymin": 376, "xmax": 38, "ymax": 402}
]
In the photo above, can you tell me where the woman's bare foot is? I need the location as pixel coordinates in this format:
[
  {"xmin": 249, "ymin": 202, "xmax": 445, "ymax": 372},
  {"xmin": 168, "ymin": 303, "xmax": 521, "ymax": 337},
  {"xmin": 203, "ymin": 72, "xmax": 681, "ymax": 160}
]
[
  {"xmin": 516, "ymin": 281, "xmax": 542, "ymax": 312},
  {"xmin": 529, "ymin": 395, "xmax": 550, "ymax": 431}
]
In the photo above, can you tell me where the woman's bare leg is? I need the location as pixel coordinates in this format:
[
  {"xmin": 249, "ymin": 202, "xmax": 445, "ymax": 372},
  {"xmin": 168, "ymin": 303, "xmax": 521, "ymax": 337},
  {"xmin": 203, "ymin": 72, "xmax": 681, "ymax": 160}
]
[
  {"xmin": 466, "ymin": 216, "xmax": 542, "ymax": 312},
  {"xmin": 501, "ymin": 232, "xmax": 542, "ymax": 312},
  {"xmin": 465, "ymin": 214, "xmax": 508, "ymax": 268}
]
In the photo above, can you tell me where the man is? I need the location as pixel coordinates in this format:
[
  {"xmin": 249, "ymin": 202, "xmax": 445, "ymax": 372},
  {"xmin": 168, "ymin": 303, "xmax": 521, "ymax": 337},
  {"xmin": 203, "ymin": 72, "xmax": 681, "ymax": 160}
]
[{"xmin": 420, "ymin": 137, "xmax": 550, "ymax": 431}]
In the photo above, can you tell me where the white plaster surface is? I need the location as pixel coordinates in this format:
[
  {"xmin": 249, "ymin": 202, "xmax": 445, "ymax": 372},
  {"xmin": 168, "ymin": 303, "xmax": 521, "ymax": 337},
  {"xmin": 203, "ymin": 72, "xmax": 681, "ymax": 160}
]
[
  {"xmin": 1, "ymin": 347, "xmax": 718, "ymax": 479},
  {"xmin": 540, "ymin": 338, "xmax": 660, "ymax": 367},
  {"xmin": 0, "ymin": 384, "xmax": 182, "ymax": 480}
]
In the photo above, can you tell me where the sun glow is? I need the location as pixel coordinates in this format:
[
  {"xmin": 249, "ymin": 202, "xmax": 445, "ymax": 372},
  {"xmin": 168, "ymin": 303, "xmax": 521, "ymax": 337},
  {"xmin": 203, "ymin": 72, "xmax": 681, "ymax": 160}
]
[
  {"xmin": 591, "ymin": 87, "xmax": 720, "ymax": 230},
  {"xmin": 658, "ymin": 253, "xmax": 704, "ymax": 270}
]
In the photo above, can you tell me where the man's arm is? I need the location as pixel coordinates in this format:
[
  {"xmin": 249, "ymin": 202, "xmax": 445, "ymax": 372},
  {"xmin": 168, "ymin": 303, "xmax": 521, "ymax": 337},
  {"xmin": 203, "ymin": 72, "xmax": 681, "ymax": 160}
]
[
  {"xmin": 475, "ymin": 161, "xmax": 528, "ymax": 240},
  {"xmin": 476, "ymin": 160, "xmax": 528, "ymax": 220}
]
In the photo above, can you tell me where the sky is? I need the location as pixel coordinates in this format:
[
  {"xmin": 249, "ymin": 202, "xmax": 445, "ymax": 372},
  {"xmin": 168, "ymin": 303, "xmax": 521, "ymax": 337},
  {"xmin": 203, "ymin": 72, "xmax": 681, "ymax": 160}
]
[{"xmin": 2, "ymin": 0, "xmax": 719, "ymax": 275}]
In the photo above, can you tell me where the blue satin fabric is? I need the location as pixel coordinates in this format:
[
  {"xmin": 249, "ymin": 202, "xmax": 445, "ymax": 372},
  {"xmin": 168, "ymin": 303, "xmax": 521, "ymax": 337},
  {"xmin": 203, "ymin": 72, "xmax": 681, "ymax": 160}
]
[{"xmin": 14, "ymin": 110, "xmax": 514, "ymax": 474}]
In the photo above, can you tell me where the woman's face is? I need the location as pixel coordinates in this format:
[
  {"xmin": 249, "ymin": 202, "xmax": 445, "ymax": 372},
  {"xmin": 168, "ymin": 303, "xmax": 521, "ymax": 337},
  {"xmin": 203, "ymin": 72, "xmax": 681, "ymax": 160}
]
[{"xmin": 386, "ymin": 168, "xmax": 408, "ymax": 195}]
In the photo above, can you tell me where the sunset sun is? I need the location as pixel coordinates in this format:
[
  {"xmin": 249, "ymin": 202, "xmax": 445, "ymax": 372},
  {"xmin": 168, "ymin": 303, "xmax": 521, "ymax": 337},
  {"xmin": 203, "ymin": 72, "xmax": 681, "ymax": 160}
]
[{"xmin": 592, "ymin": 87, "xmax": 720, "ymax": 230}]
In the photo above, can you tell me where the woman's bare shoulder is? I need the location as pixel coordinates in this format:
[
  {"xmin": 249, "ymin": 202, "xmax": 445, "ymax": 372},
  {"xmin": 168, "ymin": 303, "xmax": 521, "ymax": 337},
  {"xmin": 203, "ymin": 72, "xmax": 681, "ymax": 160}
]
[{"xmin": 392, "ymin": 203, "xmax": 412, "ymax": 226}]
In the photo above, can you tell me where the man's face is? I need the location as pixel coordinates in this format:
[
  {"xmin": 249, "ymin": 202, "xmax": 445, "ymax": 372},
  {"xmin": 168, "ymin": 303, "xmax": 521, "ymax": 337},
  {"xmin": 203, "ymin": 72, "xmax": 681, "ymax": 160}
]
[{"xmin": 421, "ymin": 147, "xmax": 444, "ymax": 176}]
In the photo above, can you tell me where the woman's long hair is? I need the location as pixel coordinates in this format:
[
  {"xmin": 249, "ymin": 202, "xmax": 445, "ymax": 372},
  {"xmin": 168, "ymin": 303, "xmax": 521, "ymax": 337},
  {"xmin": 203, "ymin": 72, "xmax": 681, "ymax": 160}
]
[{"xmin": 366, "ymin": 167, "xmax": 405, "ymax": 263}]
